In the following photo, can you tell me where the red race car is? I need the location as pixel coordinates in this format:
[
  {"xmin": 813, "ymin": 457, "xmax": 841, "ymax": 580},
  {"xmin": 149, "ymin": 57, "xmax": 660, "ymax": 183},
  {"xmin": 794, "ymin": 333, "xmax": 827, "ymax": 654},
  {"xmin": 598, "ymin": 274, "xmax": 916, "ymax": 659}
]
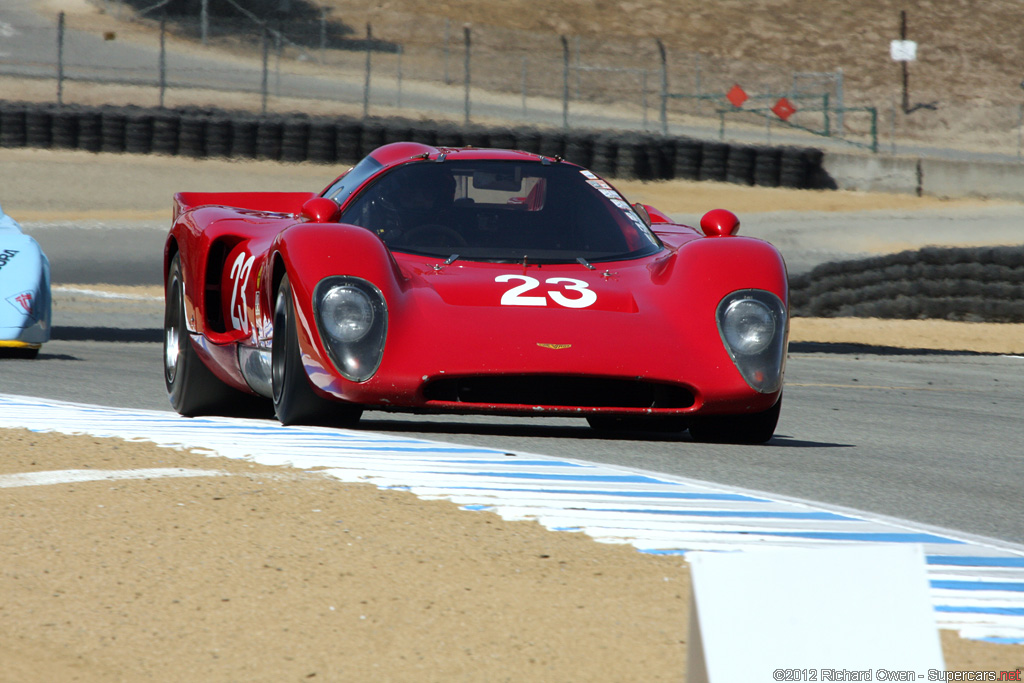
[{"xmin": 164, "ymin": 142, "xmax": 788, "ymax": 443}]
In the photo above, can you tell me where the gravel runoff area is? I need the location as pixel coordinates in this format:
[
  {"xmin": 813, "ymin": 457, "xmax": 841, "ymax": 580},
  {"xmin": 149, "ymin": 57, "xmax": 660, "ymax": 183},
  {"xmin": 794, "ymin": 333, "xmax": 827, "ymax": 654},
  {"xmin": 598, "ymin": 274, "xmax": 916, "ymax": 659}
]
[{"xmin": 1, "ymin": 148, "xmax": 1023, "ymax": 680}]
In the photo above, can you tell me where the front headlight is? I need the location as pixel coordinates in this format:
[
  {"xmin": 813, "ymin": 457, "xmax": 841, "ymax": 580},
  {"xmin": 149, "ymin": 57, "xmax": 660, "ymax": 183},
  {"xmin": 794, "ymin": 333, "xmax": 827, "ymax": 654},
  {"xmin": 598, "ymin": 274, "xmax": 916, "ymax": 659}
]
[
  {"xmin": 716, "ymin": 289, "xmax": 787, "ymax": 394},
  {"xmin": 321, "ymin": 286, "xmax": 375, "ymax": 343},
  {"xmin": 313, "ymin": 277, "xmax": 387, "ymax": 382},
  {"xmin": 721, "ymin": 299, "xmax": 776, "ymax": 355}
]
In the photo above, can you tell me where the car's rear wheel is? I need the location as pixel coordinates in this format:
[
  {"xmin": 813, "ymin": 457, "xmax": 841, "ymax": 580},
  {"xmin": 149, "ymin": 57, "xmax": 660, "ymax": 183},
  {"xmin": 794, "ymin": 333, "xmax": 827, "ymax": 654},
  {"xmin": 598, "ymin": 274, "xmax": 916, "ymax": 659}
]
[
  {"xmin": 272, "ymin": 274, "xmax": 362, "ymax": 427},
  {"xmin": 687, "ymin": 395, "xmax": 782, "ymax": 445},
  {"xmin": 164, "ymin": 253, "xmax": 241, "ymax": 416},
  {"xmin": 586, "ymin": 415, "xmax": 687, "ymax": 433}
]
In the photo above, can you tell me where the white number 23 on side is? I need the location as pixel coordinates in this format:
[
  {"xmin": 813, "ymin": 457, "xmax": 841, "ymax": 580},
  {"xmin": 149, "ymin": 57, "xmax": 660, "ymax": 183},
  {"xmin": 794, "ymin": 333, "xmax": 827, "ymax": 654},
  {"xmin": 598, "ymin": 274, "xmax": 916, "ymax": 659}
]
[{"xmin": 495, "ymin": 275, "xmax": 597, "ymax": 309}]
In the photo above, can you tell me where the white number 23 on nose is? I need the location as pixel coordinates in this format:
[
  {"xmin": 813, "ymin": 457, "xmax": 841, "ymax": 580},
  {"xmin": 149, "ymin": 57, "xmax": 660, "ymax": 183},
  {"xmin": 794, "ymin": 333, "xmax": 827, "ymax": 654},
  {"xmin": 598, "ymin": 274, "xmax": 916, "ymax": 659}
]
[{"xmin": 495, "ymin": 275, "xmax": 597, "ymax": 309}]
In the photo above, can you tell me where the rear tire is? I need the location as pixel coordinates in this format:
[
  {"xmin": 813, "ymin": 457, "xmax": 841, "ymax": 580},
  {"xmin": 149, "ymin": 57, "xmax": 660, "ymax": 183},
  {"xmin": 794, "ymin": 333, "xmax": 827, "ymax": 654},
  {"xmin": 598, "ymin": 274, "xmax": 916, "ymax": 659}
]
[
  {"xmin": 0, "ymin": 346, "xmax": 40, "ymax": 360},
  {"xmin": 687, "ymin": 395, "xmax": 782, "ymax": 445},
  {"xmin": 164, "ymin": 253, "xmax": 241, "ymax": 416},
  {"xmin": 272, "ymin": 274, "xmax": 362, "ymax": 427}
]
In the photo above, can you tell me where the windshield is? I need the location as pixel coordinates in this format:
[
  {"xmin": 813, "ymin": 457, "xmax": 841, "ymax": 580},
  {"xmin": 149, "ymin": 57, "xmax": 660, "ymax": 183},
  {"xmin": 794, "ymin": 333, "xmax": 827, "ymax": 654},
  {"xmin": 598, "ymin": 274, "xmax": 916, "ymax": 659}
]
[
  {"xmin": 322, "ymin": 155, "xmax": 384, "ymax": 205},
  {"xmin": 336, "ymin": 160, "xmax": 662, "ymax": 263}
]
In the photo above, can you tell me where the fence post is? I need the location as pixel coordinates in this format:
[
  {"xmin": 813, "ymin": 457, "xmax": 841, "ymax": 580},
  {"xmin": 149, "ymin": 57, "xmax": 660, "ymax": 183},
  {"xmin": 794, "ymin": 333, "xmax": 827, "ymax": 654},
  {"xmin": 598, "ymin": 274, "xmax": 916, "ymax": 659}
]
[
  {"xmin": 573, "ymin": 36, "xmax": 581, "ymax": 100},
  {"xmin": 1018, "ymin": 103, "xmax": 1023, "ymax": 162},
  {"xmin": 869, "ymin": 106, "xmax": 878, "ymax": 153},
  {"xmin": 56, "ymin": 12, "xmax": 65, "ymax": 105},
  {"xmin": 836, "ymin": 67, "xmax": 845, "ymax": 135},
  {"xmin": 560, "ymin": 35, "xmax": 569, "ymax": 129},
  {"xmin": 656, "ymin": 38, "xmax": 668, "ymax": 135},
  {"xmin": 159, "ymin": 15, "xmax": 167, "ymax": 107},
  {"xmin": 200, "ymin": 0, "xmax": 208, "ymax": 46},
  {"xmin": 822, "ymin": 92, "xmax": 830, "ymax": 136},
  {"xmin": 319, "ymin": 7, "xmax": 327, "ymax": 63},
  {"xmin": 463, "ymin": 25, "xmax": 471, "ymax": 125},
  {"xmin": 443, "ymin": 19, "xmax": 451, "ymax": 85},
  {"xmin": 261, "ymin": 28, "xmax": 269, "ymax": 114},
  {"xmin": 363, "ymin": 23, "xmax": 372, "ymax": 117},
  {"xmin": 274, "ymin": 18, "xmax": 283, "ymax": 96},
  {"xmin": 396, "ymin": 44, "xmax": 403, "ymax": 109},
  {"xmin": 521, "ymin": 56, "xmax": 528, "ymax": 117},
  {"xmin": 641, "ymin": 69, "xmax": 648, "ymax": 130}
]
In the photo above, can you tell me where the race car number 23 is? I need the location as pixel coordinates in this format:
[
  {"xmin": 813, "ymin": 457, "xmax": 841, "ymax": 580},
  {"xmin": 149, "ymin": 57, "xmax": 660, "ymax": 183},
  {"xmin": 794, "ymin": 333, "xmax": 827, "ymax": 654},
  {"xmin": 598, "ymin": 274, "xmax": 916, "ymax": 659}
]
[{"xmin": 495, "ymin": 275, "xmax": 596, "ymax": 309}]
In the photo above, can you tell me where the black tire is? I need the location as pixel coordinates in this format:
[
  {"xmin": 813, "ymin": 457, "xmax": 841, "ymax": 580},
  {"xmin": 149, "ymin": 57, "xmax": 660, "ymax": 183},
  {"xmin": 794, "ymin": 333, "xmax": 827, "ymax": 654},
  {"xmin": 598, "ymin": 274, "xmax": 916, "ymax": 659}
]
[
  {"xmin": 587, "ymin": 415, "xmax": 687, "ymax": 433},
  {"xmin": 152, "ymin": 112, "xmax": 180, "ymax": 156},
  {"xmin": 25, "ymin": 106, "xmax": 52, "ymax": 149},
  {"xmin": 307, "ymin": 120, "xmax": 337, "ymax": 164},
  {"xmin": 177, "ymin": 115, "xmax": 206, "ymax": 158},
  {"xmin": 76, "ymin": 109, "xmax": 102, "ymax": 153},
  {"xmin": 164, "ymin": 253, "xmax": 242, "ymax": 416},
  {"xmin": 99, "ymin": 108, "xmax": 126, "ymax": 153},
  {"xmin": 753, "ymin": 146, "xmax": 782, "ymax": 187},
  {"xmin": 51, "ymin": 106, "xmax": 79, "ymax": 149},
  {"xmin": 272, "ymin": 275, "xmax": 362, "ymax": 427},
  {"xmin": 698, "ymin": 141, "xmax": 728, "ymax": 182},
  {"xmin": 204, "ymin": 116, "xmax": 231, "ymax": 158},
  {"xmin": 688, "ymin": 395, "xmax": 782, "ymax": 445},
  {"xmin": 335, "ymin": 119, "xmax": 363, "ymax": 162},
  {"xmin": 0, "ymin": 346, "xmax": 40, "ymax": 360},
  {"xmin": 672, "ymin": 139, "xmax": 702, "ymax": 180},
  {"xmin": 229, "ymin": 116, "xmax": 258, "ymax": 159},
  {"xmin": 281, "ymin": 117, "xmax": 310, "ymax": 162},
  {"xmin": 0, "ymin": 104, "xmax": 27, "ymax": 148},
  {"xmin": 725, "ymin": 144, "xmax": 756, "ymax": 186}
]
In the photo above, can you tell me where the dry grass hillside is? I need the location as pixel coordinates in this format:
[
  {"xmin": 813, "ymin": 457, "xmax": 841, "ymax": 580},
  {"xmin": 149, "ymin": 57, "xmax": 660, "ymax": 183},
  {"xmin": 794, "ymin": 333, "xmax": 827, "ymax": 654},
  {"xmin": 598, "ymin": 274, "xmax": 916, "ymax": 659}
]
[
  {"xmin": 349, "ymin": 0, "xmax": 1021, "ymax": 107},
  {"xmin": 70, "ymin": 0, "xmax": 1021, "ymax": 150}
]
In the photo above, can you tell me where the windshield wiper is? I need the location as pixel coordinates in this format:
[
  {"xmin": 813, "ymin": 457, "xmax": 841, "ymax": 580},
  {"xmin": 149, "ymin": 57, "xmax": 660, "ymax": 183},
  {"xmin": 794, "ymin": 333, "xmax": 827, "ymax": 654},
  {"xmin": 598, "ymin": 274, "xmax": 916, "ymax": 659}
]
[
  {"xmin": 577, "ymin": 256, "xmax": 596, "ymax": 270},
  {"xmin": 433, "ymin": 254, "xmax": 460, "ymax": 271}
]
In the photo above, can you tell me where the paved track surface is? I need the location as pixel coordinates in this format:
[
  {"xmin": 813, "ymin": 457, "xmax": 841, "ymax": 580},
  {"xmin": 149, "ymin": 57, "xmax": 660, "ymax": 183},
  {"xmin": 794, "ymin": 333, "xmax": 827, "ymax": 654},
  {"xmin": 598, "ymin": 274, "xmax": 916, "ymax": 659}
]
[{"xmin": 4, "ymin": 219, "xmax": 1024, "ymax": 547}]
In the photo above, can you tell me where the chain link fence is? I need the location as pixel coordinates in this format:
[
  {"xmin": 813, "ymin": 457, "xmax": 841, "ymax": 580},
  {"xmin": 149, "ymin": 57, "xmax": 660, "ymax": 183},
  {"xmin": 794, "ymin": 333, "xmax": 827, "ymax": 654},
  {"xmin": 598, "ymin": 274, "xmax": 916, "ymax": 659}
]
[{"xmin": 3, "ymin": 5, "xmax": 1024, "ymax": 157}]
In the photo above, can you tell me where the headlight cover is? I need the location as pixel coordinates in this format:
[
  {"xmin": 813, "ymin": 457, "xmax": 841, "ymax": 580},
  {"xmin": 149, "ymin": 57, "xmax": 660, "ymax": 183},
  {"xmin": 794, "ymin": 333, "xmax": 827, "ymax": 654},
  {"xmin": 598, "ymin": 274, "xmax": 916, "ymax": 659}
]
[
  {"xmin": 716, "ymin": 289, "xmax": 788, "ymax": 394},
  {"xmin": 313, "ymin": 276, "xmax": 387, "ymax": 382}
]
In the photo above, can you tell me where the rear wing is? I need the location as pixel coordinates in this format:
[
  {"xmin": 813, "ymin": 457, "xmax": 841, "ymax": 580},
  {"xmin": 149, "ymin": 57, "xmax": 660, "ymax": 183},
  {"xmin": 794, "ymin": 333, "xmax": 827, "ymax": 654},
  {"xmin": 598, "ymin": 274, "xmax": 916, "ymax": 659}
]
[{"xmin": 173, "ymin": 192, "xmax": 320, "ymax": 222}]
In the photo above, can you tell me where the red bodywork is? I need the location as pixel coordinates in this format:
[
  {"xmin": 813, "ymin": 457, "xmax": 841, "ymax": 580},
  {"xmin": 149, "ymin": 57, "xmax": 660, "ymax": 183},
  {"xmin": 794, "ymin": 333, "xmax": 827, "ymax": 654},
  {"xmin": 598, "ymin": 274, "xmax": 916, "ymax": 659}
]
[{"xmin": 164, "ymin": 143, "xmax": 788, "ymax": 419}]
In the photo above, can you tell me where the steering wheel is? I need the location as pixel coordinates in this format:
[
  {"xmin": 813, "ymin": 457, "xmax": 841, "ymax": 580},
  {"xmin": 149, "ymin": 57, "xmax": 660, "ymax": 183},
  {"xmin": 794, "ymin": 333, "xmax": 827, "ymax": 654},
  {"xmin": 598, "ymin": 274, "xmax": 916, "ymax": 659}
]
[{"xmin": 403, "ymin": 224, "xmax": 468, "ymax": 248}]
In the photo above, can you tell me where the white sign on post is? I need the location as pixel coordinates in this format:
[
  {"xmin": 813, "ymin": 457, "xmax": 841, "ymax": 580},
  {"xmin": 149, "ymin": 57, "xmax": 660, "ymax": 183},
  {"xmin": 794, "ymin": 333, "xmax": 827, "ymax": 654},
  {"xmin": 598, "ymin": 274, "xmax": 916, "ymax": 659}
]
[
  {"xmin": 686, "ymin": 544, "xmax": 945, "ymax": 682},
  {"xmin": 891, "ymin": 39, "xmax": 918, "ymax": 62}
]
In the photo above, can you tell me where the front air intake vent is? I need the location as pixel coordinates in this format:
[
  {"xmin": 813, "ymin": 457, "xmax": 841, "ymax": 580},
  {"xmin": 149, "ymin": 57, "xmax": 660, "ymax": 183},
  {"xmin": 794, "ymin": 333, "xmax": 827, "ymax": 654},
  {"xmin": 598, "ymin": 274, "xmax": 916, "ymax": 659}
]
[{"xmin": 423, "ymin": 376, "xmax": 694, "ymax": 409}]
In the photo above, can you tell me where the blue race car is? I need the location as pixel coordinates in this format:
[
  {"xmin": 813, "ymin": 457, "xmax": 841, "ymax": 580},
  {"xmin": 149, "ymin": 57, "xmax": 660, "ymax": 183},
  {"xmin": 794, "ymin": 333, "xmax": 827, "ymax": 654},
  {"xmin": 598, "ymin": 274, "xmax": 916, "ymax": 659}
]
[{"xmin": 0, "ymin": 203, "xmax": 51, "ymax": 359}]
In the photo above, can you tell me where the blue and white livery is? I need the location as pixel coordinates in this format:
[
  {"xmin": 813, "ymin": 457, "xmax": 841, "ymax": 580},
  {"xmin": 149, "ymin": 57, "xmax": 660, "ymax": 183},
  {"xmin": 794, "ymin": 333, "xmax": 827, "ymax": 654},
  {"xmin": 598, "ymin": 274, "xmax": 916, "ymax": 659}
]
[{"xmin": 0, "ymin": 203, "xmax": 50, "ymax": 358}]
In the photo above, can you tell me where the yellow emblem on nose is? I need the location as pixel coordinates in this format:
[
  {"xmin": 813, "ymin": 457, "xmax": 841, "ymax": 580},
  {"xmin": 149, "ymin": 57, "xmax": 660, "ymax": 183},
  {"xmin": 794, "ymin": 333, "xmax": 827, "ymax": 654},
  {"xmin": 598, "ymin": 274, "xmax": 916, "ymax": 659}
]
[{"xmin": 537, "ymin": 343, "xmax": 571, "ymax": 350}]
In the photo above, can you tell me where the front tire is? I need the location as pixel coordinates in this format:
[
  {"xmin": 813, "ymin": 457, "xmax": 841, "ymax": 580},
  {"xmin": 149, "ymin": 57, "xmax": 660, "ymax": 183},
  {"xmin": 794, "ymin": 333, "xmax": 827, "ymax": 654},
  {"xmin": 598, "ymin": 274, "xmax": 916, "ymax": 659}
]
[
  {"xmin": 272, "ymin": 274, "xmax": 362, "ymax": 427},
  {"xmin": 687, "ymin": 395, "xmax": 782, "ymax": 445},
  {"xmin": 164, "ymin": 253, "xmax": 241, "ymax": 416}
]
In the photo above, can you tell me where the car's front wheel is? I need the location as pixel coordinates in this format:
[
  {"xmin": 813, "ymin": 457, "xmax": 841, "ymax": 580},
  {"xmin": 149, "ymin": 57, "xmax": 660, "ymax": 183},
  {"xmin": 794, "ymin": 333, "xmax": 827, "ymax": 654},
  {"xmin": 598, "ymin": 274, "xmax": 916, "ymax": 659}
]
[
  {"xmin": 272, "ymin": 274, "xmax": 362, "ymax": 427},
  {"xmin": 687, "ymin": 395, "xmax": 782, "ymax": 445},
  {"xmin": 164, "ymin": 253, "xmax": 241, "ymax": 416}
]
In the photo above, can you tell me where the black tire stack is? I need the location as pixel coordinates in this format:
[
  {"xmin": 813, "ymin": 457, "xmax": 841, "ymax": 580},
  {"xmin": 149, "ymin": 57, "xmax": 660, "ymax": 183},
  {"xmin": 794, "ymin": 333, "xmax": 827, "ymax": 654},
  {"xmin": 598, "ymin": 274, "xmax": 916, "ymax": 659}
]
[{"xmin": 0, "ymin": 99, "xmax": 832, "ymax": 190}]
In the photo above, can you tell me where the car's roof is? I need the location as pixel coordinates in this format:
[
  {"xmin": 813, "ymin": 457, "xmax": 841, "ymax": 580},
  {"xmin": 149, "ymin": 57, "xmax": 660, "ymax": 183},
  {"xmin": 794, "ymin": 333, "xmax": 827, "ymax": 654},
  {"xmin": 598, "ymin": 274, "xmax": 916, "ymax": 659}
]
[{"xmin": 367, "ymin": 142, "xmax": 564, "ymax": 170}]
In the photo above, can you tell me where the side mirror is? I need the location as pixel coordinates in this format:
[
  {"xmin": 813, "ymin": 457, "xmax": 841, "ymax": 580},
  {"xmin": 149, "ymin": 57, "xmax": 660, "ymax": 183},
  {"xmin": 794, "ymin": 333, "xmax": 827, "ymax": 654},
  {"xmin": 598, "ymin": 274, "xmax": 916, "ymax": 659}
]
[
  {"xmin": 301, "ymin": 197, "xmax": 340, "ymax": 223},
  {"xmin": 632, "ymin": 202, "xmax": 652, "ymax": 228},
  {"xmin": 699, "ymin": 208, "xmax": 740, "ymax": 237}
]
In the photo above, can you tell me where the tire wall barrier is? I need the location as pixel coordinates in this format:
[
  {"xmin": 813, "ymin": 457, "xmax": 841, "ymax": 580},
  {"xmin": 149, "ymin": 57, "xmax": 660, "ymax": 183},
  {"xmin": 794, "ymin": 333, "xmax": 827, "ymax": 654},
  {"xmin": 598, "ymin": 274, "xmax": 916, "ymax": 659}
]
[
  {"xmin": 7, "ymin": 101, "xmax": 1017, "ymax": 324},
  {"xmin": 0, "ymin": 100, "xmax": 830, "ymax": 189},
  {"xmin": 789, "ymin": 245, "xmax": 1024, "ymax": 323}
]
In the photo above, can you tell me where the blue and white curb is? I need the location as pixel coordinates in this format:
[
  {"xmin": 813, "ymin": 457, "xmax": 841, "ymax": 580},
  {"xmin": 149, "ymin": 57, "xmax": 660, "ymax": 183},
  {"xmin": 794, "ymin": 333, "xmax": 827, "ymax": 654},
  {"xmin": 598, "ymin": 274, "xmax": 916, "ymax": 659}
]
[{"xmin": 2, "ymin": 393, "xmax": 1023, "ymax": 644}]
